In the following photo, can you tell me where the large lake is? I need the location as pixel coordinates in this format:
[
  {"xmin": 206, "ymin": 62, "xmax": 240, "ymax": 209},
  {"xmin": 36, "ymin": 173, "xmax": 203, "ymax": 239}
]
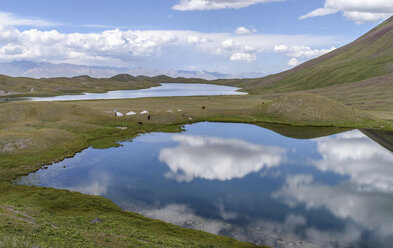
[
  {"xmin": 18, "ymin": 122, "xmax": 393, "ymax": 248},
  {"xmin": 24, "ymin": 83, "xmax": 246, "ymax": 101}
]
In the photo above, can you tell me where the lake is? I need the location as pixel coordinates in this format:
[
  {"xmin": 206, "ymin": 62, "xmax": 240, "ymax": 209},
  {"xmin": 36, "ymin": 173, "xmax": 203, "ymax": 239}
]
[
  {"xmin": 17, "ymin": 122, "xmax": 393, "ymax": 248},
  {"xmin": 23, "ymin": 83, "xmax": 246, "ymax": 101}
]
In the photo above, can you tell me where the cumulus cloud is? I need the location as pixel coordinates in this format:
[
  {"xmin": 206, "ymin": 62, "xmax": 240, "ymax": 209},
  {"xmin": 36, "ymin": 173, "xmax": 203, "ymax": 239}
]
[
  {"xmin": 172, "ymin": 0, "xmax": 282, "ymax": 11},
  {"xmin": 0, "ymin": 26, "xmax": 177, "ymax": 63},
  {"xmin": 274, "ymin": 44, "xmax": 336, "ymax": 59},
  {"xmin": 299, "ymin": 0, "xmax": 393, "ymax": 24},
  {"xmin": 159, "ymin": 135, "xmax": 285, "ymax": 182},
  {"xmin": 287, "ymin": 58, "xmax": 300, "ymax": 67},
  {"xmin": 230, "ymin": 52, "xmax": 257, "ymax": 62},
  {"xmin": 274, "ymin": 44, "xmax": 336, "ymax": 67},
  {"xmin": 216, "ymin": 38, "xmax": 259, "ymax": 62},
  {"xmin": 0, "ymin": 11, "xmax": 56, "ymax": 27},
  {"xmin": 235, "ymin": 26, "xmax": 257, "ymax": 35},
  {"xmin": 222, "ymin": 38, "xmax": 234, "ymax": 48},
  {"xmin": 0, "ymin": 23, "xmax": 340, "ymax": 68}
]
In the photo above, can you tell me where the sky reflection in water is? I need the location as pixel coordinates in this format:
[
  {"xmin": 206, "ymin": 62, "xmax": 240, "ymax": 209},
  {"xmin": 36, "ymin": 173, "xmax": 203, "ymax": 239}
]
[
  {"xmin": 25, "ymin": 83, "xmax": 246, "ymax": 101},
  {"xmin": 18, "ymin": 122, "xmax": 393, "ymax": 248}
]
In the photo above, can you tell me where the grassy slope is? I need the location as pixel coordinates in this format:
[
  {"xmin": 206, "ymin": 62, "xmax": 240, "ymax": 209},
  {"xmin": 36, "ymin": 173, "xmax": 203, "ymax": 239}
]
[
  {"xmin": 0, "ymin": 183, "xmax": 263, "ymax": 248},
  {"xmin": 0, "ymin": 74, "xmax": 160, "ymax": 97},
  {"xmin": 253, "ymin": 93, "xmax": 377, "ymax": 127},
  {"xmin": 0, "ymin": 99, "xmax": 274, "ymax": 248},
  {"xmin": 6, "ymin": 95, "xmax": 375, "ymax": 178},
  {"xmin": 1, "ymin": 95, "xmax": 388, "ymax": 248},
  {"xmin": 310, "ymin": 72, "xmax": 393, "ymax": 120},
  {"xmin": 1, "ymin": 18, "xmax": 392, "ymax": 119},
  {"xmin": 237, "ymin": 16, "xmax": 393, "ymax": 94}
]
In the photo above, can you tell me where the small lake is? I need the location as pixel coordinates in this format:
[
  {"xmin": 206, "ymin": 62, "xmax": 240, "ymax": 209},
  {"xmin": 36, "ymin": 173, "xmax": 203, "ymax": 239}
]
[
  {"xmin": 23, "ymin": 83, "xmax": 246, "ymax": 101},
  {"xmin": 17, "ymin": 122, "xmax": 393, "ymax": 248}
]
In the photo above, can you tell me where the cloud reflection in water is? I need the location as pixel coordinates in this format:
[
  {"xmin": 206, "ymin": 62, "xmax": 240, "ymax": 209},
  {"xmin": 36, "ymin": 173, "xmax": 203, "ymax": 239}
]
[
  {"xmin": 275, "ymin": 130, "xmax": 393, "ymax": 238},
  {"xmin": 66, "ymin": 170, "xmax": 111, "ymax": 196},
  {"xmin": 159, "ymin": 135, "xmax": 286, "ymax": 182}
]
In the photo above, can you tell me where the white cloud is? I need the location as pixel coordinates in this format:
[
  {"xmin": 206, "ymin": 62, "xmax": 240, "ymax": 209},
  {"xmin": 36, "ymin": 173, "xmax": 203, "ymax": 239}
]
[
  {"xmin": 0, "ymin": 23, "xmax": 341, "ymax": 69},
  {"xmin": 0, "ymin": 26, "xmax": 177, "ymax": 63},
  {"xmin": 230, "ymin": 52, "xmax": 256, "ymax": 62},
  {"xmin": 172, "ymin": 0, "xmax": 282, "ymax": 11},
  {"xmin": 0, "ymin": 11, "xmax": 56, "ymax": 27},
  {"xmin": 287, "ymin": 58, "xmax": 300, "ymax": 67},
  {"xmin": 274, "ymin": 44, "xmax": 336, "ymax": 59},
  {"xmin": 299, "ymin": 8, "xmax": 339, "ymax": 20},
  {"xmin": 343, "ymin": 11, "xmax": 391, "ymax": 24},
  {"xmin": 235, "ymin": 26, "xmax": 257, "ymax": 35},
  {"xmin": 300, "ymin": 0, "xmax": 393, "ymax": 24},
  {"xmin": 217, "ymin": 39, "xmax": 259, "ymax": 62},
  {"xmin": 222, "ymin": 38, "xmax": 234, "ymax": 48},
  {"xmin": 187, "ymin": 35, "xmax": 208, "ymax": 44},
  {"xmin": 159, "ymin": 135, "xmax": 285, "ymax": 182}
]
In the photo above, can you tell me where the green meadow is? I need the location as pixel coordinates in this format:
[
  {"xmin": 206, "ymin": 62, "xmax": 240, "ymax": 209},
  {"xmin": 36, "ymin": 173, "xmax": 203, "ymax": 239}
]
[{"xmin": 1, "ymin": 16, "xmax": 393, "ymax": 248}]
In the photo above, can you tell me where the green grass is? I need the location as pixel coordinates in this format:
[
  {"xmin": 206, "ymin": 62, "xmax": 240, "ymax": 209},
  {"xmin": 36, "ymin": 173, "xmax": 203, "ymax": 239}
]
[
  {"xmin": 0, "ymin": 183, "xmax": 264, "ymax": 248},
  {"xmin": 310, "ymin": 73, "xmax": 393, "ymax": 120},
  {"xmin": 237, "ymin": 17, "xmax": 393, "ymax": 94},
  {"xmin": 253, "ymin": 93, "xmax": 381, "ymax": 127},
  {"xmin": 0, "ymin": 95, "xmax": 389, "ymax": 182},
  {"xmin": 1, "ymin": 16, "xmax": 393, "ymax": 248},
  {"xmin": 1, "ymin": 94, "xmax": 389, "ymax": 248},
  {"xmin": 0, "ymin": 74, "xmax": 160, "ymax": 97},
  {"xmin": 0, "ymin": 98, "xmax": 276, "ymax": 248}
]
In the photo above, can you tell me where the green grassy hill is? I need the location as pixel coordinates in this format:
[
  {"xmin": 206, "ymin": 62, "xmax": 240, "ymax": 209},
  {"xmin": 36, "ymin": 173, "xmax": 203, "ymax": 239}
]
[
  {"xmin": 236, "ymin": 16, "xmax": 393, "ymax": 94},
  {"xmin": 1, "ymin": 16, "xmax": 393, "ymax": 99},
  {"xmin": 0, "ymin": 74, "xmax": 160, "ymax": 97}
]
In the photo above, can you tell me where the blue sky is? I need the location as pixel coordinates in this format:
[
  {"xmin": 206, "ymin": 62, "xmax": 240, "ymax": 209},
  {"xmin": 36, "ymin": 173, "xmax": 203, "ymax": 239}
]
[{"xmin": 0, "ymin": 0, "xmax": 391, "ymax": 75}]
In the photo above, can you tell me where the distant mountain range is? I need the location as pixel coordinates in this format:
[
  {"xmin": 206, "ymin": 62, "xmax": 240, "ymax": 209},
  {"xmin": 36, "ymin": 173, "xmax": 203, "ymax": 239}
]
[{"xmin": 0, "ymin": 60, "xmax": 264, "ymax": 80}]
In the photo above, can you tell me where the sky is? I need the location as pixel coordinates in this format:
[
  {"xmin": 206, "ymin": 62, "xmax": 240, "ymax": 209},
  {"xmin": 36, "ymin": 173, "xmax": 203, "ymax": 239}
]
[{"xmin": 0, "ymin": 0, "xmax": 392, "ymax": 75}]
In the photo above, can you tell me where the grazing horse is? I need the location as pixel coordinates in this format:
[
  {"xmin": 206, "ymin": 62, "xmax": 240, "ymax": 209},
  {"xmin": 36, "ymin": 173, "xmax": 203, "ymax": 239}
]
[
  {"xmin": 202, "ymin": 106, "xmax": 206, "ymax": 110},
  {"xmin": 138, "ymin": 121, "xmax": 143, "ymax": 125}
]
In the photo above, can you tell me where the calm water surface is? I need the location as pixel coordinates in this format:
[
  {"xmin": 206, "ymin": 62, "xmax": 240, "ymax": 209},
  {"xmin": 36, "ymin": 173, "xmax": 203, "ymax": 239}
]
[
  {"xmin": 24, "ymin": 83, "xmax": 246, "ymax": 101},
  {"xmin": 18, "ymin": 122, "xmax": 393, "ymax": 248}
]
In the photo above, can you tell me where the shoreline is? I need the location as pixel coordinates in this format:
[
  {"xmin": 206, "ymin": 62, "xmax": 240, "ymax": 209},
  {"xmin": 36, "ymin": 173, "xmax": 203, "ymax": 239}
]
[{"xmin": 0, "ymin": 95, "xmax": 392, "ymax": 247}]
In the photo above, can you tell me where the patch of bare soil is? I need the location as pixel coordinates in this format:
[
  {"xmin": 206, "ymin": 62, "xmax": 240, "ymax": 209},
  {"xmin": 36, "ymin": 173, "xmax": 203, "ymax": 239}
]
[{"xmin": 0, "ymin": 138, "xmax": 31, "ymax": 152}]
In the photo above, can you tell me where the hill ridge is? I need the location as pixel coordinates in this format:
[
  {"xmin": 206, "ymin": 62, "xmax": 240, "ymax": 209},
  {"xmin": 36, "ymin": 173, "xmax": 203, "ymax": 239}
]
[{"xmin": 242, "ymin": 15, "xmax": 393, "ymax": 93}]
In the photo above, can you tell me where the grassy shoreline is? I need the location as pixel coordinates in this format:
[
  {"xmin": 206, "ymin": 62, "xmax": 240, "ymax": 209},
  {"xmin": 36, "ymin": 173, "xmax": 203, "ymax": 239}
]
[
  {"xmin": 1, "ymin": 17, "xmax": 393, "ymax": 247},
  {"xmin": 0, "ymin": 103, "xmax": 265, "ymax": 247},
  {"xmin": 0, "ymin": 94, "xmax": 392, "ymax": 248}
]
